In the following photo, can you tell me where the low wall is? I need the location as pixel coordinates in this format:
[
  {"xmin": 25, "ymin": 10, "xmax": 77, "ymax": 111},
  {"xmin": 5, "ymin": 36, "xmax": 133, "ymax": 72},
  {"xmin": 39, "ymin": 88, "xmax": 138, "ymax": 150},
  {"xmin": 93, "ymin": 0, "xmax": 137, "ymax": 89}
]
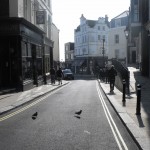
[{"xmin": 115, "ymin": 73, "xmax": 123, "ymax": 92}]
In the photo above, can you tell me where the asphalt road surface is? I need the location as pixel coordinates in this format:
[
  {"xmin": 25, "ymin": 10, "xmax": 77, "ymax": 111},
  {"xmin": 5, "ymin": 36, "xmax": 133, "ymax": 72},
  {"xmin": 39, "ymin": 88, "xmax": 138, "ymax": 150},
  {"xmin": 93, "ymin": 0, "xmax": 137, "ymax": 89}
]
[{"xmin": 0, "ymin": 79, "xmax": 140, "ymax": 150}]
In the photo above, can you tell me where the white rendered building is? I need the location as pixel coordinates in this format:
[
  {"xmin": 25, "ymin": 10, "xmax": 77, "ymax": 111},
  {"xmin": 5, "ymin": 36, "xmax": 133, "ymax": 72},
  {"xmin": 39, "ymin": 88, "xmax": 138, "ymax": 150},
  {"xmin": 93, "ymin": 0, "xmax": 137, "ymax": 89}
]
[
  {"xmin": 74, "ymin": 14, "xmax": 109, "ymax": 59},
  {"xmin": 109, "ymin": 11, "xmax": 129, "ymax": 63}
]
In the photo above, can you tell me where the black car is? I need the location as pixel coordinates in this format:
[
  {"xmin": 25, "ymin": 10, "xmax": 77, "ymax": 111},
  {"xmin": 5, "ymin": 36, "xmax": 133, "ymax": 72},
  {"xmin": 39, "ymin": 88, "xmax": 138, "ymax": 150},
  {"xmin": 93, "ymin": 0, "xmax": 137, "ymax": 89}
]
[{"xmin": 62, "ymin": 69, "xmax": 74, "ymax": 80}]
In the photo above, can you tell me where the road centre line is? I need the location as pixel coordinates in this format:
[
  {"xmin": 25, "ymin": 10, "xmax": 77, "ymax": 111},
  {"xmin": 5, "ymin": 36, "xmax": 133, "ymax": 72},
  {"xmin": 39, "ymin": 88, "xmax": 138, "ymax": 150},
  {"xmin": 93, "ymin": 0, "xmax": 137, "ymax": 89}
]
[
  {"xmin": 0, "ymin": 84, "xmax": 68, "ymax": 122},
  {"xmin": 96, "ymin": 82, "xmax": 128, "ymax": 150}
]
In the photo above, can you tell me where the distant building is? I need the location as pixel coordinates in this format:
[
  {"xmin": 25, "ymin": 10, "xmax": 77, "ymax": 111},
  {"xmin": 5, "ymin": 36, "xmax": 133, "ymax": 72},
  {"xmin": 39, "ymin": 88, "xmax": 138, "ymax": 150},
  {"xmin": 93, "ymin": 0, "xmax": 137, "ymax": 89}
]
[
  {"xmin": 109, "ymin": 11, "xmax": 129, "ymax": 64},
  {"xmin": 74, "ymin": 14, "xmax": 109, "ymax": 74},
  {"xmin": 51, "ymin": 23, "xmax": 60, "ymax": 69},
  {"xmin": 64, "ymin": 42, "xmax": 74, "ymax": 70}
]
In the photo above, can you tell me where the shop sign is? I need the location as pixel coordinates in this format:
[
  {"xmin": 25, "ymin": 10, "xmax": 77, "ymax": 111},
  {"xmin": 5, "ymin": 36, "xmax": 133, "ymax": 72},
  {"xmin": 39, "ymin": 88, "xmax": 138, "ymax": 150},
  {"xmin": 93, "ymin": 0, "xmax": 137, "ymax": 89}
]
[{"xmin": 36, "ymin": 11, "xmax": 45, "ymax": 24}]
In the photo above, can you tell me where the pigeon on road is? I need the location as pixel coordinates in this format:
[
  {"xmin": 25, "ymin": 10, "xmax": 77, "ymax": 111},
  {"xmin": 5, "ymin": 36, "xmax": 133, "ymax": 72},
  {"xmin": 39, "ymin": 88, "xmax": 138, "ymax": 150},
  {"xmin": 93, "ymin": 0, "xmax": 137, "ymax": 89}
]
[
  {"xmin": 32, "ymin": 112, "xmax": 38, "ymax": 120},
  {"xmin": 75, "ymin": 110, "xmax": 82, "ymax": 115}
]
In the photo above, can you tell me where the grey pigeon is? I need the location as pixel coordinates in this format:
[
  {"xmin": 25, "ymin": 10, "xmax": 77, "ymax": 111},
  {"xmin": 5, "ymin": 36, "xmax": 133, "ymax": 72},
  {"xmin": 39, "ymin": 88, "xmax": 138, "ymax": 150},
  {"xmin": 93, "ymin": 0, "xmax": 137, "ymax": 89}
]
[
  {"xmin": 75, "ymin": 110, "xmax": 82, "ymax": 115},
  {"xmin": 32, "ymin": 112, "xmax": 38, "ymax": 120}
]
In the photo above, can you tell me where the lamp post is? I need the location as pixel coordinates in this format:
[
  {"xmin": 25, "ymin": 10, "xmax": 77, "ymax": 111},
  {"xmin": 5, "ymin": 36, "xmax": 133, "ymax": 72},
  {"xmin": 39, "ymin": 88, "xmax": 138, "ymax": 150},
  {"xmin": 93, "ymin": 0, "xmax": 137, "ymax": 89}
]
[
  {"xmin": 102, "ymin": 38, "xmax": 105, "ymax": 67},
  {"xmin": 124, "ymin": 27, "xmax": 129, "ymax": 66}
]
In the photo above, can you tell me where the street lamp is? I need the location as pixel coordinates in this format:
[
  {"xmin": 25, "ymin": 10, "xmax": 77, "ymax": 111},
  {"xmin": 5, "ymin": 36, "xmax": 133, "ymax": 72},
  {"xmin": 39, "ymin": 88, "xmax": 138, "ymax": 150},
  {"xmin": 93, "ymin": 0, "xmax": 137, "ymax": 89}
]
[
  {"xmin": 102, "ymin": 38, "xmax": 105, "ymax": 67},
  {"xmin": 124, "ymin": 26, "xmax": 129, "ymax": 66},
  {"xmin": 124, "ymin": 27, "xmax": 129, "ymax": 39}
]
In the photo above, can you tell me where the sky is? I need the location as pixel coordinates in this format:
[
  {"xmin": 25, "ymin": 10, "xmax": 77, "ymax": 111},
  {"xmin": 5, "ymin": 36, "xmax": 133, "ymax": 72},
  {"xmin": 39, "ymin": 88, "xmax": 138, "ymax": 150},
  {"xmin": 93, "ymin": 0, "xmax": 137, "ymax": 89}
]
[{"xmin": 52, "ymin": 0, "xmax": 130, "ymax": 61}]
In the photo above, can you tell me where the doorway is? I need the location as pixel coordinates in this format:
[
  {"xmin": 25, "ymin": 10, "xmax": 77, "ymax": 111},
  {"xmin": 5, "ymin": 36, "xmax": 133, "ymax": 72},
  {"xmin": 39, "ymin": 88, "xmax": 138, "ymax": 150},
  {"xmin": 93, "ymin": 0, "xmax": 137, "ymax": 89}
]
[{"xmin": 132, "ymin": 51, "xmax": 136, "ymax": 63}]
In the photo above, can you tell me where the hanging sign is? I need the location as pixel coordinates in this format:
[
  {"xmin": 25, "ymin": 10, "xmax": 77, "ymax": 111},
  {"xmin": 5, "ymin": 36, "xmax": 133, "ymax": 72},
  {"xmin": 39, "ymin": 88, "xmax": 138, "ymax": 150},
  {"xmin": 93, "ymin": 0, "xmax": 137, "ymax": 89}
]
[{"xmin": 36, "ymin": 11, "xmax": 45, "ymax": 24}]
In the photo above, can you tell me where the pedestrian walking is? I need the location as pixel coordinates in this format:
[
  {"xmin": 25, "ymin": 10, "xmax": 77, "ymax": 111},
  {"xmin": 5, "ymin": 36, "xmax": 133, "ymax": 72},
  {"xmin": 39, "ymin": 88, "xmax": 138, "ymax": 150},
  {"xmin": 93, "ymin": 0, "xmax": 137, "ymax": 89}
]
[
  {"xmin": 108, "ymin": 65, "xmax": 117, "ymax": 92},
  {"xmin": 56, "ymin": 67, "xmax": 63, "ymax": 85},
  {"xmin": 50, "ymin": 67, "xmax": 56, "ymax": 84},
  {"xmin": 105, "ymin": 67, "xmax": 109, "ymax": 84}
]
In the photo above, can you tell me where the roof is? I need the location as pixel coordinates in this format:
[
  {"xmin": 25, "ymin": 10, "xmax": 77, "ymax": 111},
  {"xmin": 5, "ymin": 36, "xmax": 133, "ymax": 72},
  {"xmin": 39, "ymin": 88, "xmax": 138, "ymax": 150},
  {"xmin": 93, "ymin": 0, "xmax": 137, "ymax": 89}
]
[
  {"xmin": 86, "ymin": 20, "xmax": 97, "ymax": 27},
  {"xmin": 75, "ymin": 26, "xmax": 80, "ymax": 32},
  {"xmin": 112, "ymin": 11, "xmax": 129, "ymax": 20}
]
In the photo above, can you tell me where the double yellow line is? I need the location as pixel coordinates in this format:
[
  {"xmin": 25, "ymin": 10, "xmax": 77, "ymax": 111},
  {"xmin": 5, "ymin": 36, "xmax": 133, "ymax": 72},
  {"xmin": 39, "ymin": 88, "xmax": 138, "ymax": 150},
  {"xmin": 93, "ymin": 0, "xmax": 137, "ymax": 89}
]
[{"xmin": 0, "ymin": 84, "xmax": 68, "ymax": 122}]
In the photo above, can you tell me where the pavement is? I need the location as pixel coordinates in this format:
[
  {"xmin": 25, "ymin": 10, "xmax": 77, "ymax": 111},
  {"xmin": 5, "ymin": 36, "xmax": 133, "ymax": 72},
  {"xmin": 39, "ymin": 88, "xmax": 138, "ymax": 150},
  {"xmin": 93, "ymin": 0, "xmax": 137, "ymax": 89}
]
[
  {"xmin": 0, "ymin": 80, "xmax": 69, "ymax": 115},
  {"xmin": 0, "ymin": 67, "xmax": 150, "ymax": 150},
  {"xmin": 99, "ymin": 67, "xmax": 150, "ymax": 150}
]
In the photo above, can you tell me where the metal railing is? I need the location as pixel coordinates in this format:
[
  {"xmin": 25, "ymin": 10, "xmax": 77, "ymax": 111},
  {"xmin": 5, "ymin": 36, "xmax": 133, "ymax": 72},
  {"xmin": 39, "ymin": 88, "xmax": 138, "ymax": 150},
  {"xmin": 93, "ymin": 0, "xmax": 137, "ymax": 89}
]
[{"xmin": 111, "ymin": 59, "xmax": 130, "ymax": 94}]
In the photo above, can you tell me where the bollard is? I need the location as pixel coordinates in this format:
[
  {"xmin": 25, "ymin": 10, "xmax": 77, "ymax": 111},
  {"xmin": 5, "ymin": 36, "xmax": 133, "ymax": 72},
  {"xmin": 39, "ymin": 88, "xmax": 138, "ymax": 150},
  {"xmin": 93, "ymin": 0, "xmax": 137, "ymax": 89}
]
[
  {"xmin": 122, "ymin": 79, "xmax": 126, "ymax": 103},
  {"xmin": 136, "ymin": 84, "xmax": 141, "ymax": 115}
]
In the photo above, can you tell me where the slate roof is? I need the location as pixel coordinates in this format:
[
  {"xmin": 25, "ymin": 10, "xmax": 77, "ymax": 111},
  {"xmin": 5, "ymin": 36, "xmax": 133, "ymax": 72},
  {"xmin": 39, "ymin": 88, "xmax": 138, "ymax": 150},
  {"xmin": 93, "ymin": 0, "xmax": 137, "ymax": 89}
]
[{"xmin": 86, "ymin": 20, "xmax": 97, "ymax": 27}]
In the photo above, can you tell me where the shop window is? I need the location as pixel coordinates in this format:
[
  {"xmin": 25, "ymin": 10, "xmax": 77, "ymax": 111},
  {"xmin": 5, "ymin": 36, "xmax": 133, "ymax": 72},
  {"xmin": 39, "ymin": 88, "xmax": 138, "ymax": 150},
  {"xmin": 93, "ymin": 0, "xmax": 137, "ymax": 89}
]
[
  {"xmin": 45, "ymin": 56, "xmax": 50, "ymax": 74},
  {"xmin": 22, "ymin": 41, "xmax": 27, "ymax": 56},
  {"xmin": 27, "ymin": 44, "xmax": 32, "ymax": 57},
  {"xmin": 37, "ymin": 59, "xmax": 42, "ymax": 77},
  {"xmin": 36, "ymin": 46, "xmax": 42, "ymax": 58},
  {"xmin": 22, "ymin": 57, "xmax": 33, "ymax": 81}
]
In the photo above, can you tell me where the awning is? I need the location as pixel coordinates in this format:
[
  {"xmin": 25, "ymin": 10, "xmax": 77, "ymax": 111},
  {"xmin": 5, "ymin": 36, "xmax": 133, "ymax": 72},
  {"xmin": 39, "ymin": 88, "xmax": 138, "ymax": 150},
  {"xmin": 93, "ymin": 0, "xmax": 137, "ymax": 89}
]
[{"xmin": 73, "ymin": 60, "xmax": 85, "ymax": 66}]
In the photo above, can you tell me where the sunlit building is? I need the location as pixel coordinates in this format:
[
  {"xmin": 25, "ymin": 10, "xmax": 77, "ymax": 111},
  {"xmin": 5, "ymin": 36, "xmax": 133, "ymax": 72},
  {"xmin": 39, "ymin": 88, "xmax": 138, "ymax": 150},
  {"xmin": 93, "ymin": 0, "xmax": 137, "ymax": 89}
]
[
  {"xmin": 64, "ymin": 42, "xmax": 74, "ymax": 71},
  {"xmin": 109, "ymin": 11, "xmax": 129, "ymax": 64},
  {"xmin": 51, "ymin": 23, "xmax": 60, "ymax": 69},
  {"xmin": 74, "ymin": 14, "xmax": 109, "ymax": 74}
]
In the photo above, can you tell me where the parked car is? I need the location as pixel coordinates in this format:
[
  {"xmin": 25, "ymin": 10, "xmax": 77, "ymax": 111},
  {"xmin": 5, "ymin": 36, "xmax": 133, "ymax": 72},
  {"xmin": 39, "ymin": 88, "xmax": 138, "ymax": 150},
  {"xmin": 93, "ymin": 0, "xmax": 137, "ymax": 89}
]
[{"xmin": 62, "ymin": 69, "xmax": 74, "ymax": 80}]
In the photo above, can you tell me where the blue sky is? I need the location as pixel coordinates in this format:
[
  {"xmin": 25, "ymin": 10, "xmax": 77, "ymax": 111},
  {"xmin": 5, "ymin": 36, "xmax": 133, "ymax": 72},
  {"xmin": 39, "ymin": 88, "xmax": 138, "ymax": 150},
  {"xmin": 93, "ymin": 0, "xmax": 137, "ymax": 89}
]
[{"xmin": 52, "ymin": 0, "xmax": 130, "ymax": 61}]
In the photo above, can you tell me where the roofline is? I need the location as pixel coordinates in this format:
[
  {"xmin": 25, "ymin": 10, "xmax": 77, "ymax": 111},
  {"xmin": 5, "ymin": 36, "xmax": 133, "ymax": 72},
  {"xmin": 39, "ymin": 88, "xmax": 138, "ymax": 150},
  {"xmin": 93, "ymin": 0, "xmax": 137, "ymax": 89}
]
[{"xmin": 111, "ymin": 10, "xmax": 129, "ymax": 20}]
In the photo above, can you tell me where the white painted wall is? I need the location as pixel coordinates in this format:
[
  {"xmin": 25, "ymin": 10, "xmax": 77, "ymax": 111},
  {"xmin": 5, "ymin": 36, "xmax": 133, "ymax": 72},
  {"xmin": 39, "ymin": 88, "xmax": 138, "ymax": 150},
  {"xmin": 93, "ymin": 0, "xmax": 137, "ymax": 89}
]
[
  {"xmin": 51, "ymin": 23, "xmax": 60, "ymax": 61},
  {"xmin": 75, "ymin": 15, "xmax": 109, "ymax": 58},
  {"xmin": 108, "ymin": 26, "xmax": 127, "ymax": 60},
  {"xmin": 9, "ymin": 0, "xmax": 21, "ymax": 17},
  {"xmin": 9, "ymin": 0, "xmax": 52, "ymax": 40}
]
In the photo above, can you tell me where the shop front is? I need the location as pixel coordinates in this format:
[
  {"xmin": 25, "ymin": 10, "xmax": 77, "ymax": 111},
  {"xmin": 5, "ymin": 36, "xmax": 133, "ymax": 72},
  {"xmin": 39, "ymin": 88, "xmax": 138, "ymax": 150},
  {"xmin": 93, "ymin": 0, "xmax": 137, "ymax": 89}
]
[{"xmin": 0, "ymin": 18, "xmax": 52, "ymax": 91}]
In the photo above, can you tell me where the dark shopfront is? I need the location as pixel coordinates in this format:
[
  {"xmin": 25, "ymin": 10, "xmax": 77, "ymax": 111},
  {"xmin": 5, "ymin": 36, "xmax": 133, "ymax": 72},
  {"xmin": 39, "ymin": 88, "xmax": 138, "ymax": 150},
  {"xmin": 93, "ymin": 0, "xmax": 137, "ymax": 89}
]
[{"xmin": 0, "ymin": 18, "xmax": 52, "ymax": 91}]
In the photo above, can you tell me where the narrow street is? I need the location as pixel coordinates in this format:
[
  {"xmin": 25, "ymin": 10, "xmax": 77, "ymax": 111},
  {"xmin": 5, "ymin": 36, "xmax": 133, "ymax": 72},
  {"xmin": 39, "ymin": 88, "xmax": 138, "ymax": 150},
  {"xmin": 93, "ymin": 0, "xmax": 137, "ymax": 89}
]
[{"xmin": 0, "ymin": 79, "xmax": 139, "ymax": 150}]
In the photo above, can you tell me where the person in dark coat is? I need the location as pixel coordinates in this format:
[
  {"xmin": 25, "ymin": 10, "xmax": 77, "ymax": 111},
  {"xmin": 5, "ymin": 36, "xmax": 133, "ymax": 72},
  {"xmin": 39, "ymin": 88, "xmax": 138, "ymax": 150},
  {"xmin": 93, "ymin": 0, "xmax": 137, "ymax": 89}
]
[
  {"xmin": 50, "ymin": 67, "xmax": 56, "ymax": 84},
  {"xmin": 108, "ymin": 65, "xmax": 117, "ymax": 92},
  {"xmin": 105, "ymin": 67, "xmax": 109, "ymax": 84},
  {"xmin": 56, "ymin": 67, "xmax": 63, "ymax": 85}
]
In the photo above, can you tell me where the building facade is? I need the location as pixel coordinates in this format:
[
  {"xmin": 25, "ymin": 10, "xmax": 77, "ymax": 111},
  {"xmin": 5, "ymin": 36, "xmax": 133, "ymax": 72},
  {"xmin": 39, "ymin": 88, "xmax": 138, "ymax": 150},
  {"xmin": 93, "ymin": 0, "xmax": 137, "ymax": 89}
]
[
  {"xmin": 109, "ymin": 11, "xmax": 129, "ymax": 64},
  {"xmin": 140, "ymin": 0, "xmax": 150, "ymax": 77},
  {"xmin": 127, "ymin": 0, "xmax": 142, "ymax": 66},
  {"xmin": 51, "ymin": 23, "xmax": 60, "ymax": 69},
  {"xmin": 0, "ymin": 0, "xmax": 54, "ymax": 91},
  {"xmin": 74, "ymin": 14, "xmax": 109, "ymax": 74},
  {"xmin": 64, "ymin": 42, "xmax": 74, "ymax": 71},
  {"xmin": 126, "ymin": 0, "xmax": 149, "ymax": 76},
  {"xmin": 143, "ymin": 0, "xmax": 150, "ymax": 77}
]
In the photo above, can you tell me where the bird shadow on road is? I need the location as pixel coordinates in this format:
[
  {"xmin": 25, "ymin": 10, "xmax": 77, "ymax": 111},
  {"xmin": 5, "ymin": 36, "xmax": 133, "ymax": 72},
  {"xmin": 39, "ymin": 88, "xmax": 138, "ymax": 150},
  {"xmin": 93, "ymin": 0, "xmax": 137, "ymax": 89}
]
[{"xmin": 74, "ymin": 115, "xmax": 81, "ymax": 119}]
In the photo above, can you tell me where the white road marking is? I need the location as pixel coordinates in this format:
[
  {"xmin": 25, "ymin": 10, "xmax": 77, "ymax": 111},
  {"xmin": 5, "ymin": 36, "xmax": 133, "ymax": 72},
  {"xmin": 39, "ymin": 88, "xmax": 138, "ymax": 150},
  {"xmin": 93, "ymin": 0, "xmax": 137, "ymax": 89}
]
[
  {"xmin": 84, "ymin": 130, "xmax": 91, "ymax": 135},
  {"xmin": 0, "ymin": 84, "xmax": 69, "ymax": 122},
  {"xmin": 96, "ymin": 82, "xmax": 128, "ymax": 150}
]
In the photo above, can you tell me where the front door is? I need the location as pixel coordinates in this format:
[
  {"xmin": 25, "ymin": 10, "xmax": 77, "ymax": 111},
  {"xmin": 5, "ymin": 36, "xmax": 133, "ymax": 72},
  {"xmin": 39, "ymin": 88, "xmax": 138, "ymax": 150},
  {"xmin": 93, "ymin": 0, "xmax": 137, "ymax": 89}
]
[
  {"xmin": 0, "ymin": 40, "xmax": 10, "ymax": 88},
  {"xmin": 0, "ymin": 38, "xmax": 19, "ymax": 89},
  {"xmin": 32, "ymin": 44, "xmax": 37, "ymax": 85},
  {"xmin": 132, "ymin": 51, "xmax": 136, "ymax": 63}
]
